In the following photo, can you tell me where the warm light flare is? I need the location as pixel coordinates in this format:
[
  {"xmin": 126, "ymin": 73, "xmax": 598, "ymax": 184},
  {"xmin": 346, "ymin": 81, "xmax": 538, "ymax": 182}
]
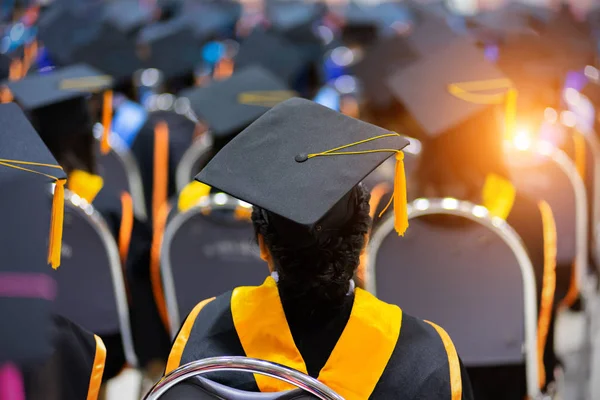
[{"xmin": 513, "ymin": 128, "xmax": 532, "ymax": 151}]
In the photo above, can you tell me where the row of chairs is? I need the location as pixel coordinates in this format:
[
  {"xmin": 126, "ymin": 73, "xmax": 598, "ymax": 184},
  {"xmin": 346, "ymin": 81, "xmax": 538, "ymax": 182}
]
[{"xmin": 59, "ymin": 111, "xmax": 600, "ymax": 397}]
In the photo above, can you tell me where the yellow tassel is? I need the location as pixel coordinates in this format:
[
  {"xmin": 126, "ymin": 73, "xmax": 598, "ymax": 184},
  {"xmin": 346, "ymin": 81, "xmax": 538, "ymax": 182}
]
[
  {"xmin": 378, "ymin": 151, "xmax": 408, "ymax": 236},
  {"xmin": 482, "ymin": 173, "xmax": 516, "ymax": 220},
  {"xmin": 177, "ymin": 181, "xmax": 212, "ymax": 212},
  {"xmin": 67, "ymin": 170, "xmax": 104, "ymax": 203},
  {"xmin": 573, "ymin": 130, "xmax": 586, "ymax": 180},
  {"xmin": 393, "ymin": 152, "xmax": 408, "ymax": 236},
  {"xmin": 48, "ymin": 179, "xmax": 66, "ymax": 269},
  {"xmin": 101, "ymin": 90, "xmax": 113, "ymax": 155}
]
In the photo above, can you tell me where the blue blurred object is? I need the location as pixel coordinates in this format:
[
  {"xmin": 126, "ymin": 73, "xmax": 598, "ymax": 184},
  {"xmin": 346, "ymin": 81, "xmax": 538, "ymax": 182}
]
[
  {"xmin": 112, "ymin": 100, "xmax": 148, "ymax": 148},
  {"xmin": 202, "ymin": 41, "xmax": 225, "ymax": 66},
  {"xmin": 484, "ymin": 44, "xmax": 499, "ymax": 63},
  {"xmin": 314, "ymin": 86, "xmax": 340, "ymax": 111},
  {"xmin": 1, "ymin": 0, "xmax": 15, "ymax": 22}
]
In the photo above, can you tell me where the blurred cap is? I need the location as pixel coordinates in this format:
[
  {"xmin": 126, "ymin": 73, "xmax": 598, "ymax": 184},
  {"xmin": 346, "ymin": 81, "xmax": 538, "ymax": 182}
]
[
  {"xmin": 235, "ymin": 29, "xmax": 309, "ymax": 84},
  {"xmin": 196, "ymin": 97, "xmax": 410, "ymax": 239},
  {"xmin": 103, "ymin": 0, "xmax": 155, "ymax": 33},
  {"xmin": 3, "ymin": 64, "xmax": 113, "ymax": 111},
  {"xmin": 387, "ymin": 38, "xmax": 508, "ymax": 138},
  {"xmin": 180, "ymin": 66, "xmax": 293, "ymax": 138}
]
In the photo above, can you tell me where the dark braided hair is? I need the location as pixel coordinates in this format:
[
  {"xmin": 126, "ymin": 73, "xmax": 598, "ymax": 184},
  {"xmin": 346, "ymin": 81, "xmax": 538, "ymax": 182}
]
[{"xmin": 252, "ymin": 184, "xmax": 371, "ymax": 311}]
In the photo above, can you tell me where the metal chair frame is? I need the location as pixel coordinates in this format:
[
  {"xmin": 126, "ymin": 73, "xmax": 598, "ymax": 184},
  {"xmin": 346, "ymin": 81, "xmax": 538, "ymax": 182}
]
[
  {"xmin": 367, "ymin": 198, "xmax": 540, "ymax": 398},
  {"xmin": 143, "ymin": 357, "xmax": 344, "ymax": 400},
  {"xmin": 504, "ymin": 141, "xmax": 592, "ymax": 297},
  {"xmin": 175, "ymin": 133, "xmax": 213, "ymax": 193},
  {"xmin": 160, "ymin": 193, "xmax": 253, "ymax": 336},
  {"xmin": 62, "ymin": 188, "xmax": 139, "ymax": 367},
  {"xmin": 93, "ymin": 123, "xmax": 148, "ymax": 221}
]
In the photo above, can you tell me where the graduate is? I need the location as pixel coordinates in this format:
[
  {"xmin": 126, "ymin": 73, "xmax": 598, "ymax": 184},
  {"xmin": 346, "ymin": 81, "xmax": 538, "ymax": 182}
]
[
  {"xmin": 163, "ymin": 97, "xmax": 473, "ymax": 399},
  {"xmin": 386, "ymin": 37, "xmax": 557, "ymax": 398},
  {"xmin": 2, "ymin": 65, "xmax": 171, "ymax": 383},
  {"xmin": 0, "ymin": 103, "xmax": 105, "ymax": 400}
]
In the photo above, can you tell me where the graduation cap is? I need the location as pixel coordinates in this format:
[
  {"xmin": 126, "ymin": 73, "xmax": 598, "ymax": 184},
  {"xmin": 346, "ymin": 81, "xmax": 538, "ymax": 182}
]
[
  {"xmin": 181, "ymin": 0, "xmax": 242, "ymax": 41},
  {"xmin": 406, "ymin": 6, "xmax": 459, "ymax": 56},
  {"xmin": 138, "ymin": 18, "xmax": 203, "ymax": 79},
  {"xmin": 103, "ymin": 0, "xmax": 155, "ymax": 33},
  {"xmin": 387, "ymin": 38, "xmax": 515, "ymax": 141},
  {"xmin": 3, "ymin": 64, "xmax": 115, "ymax": 154},
  {"xmin": 354, "ymin": 35, "xmax": 418, "ymax": 108},
  {"xmin": 266, "ymin": 0, "xmax": 326, "ymax": 39},
  {"xmin": 0, "ymin": 102, "xmax": 67, "ymax": 269},
  {"xmin": 196, "ymin": 97, "xmax": 410, "ymax": 238},
  {"xmin": 235, "ymin": 29, "xmax": 309, "ymax": 85},
  {"xmin": 180, "ymin": 66, "xmax": 294, "ymax": 144}
]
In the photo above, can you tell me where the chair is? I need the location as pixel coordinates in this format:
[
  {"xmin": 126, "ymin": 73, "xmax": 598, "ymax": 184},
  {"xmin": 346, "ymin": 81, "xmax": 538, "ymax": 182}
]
[
  {"xmin": 175, "ymin": 133, "xmax": 213, "ymax": 193},
  {"xmin": 144, "ymin": 357, "xmax": 343, "ymax": 400},
  {"xmin": 160, "ymin": 193, "xmax": 268, "ymax": 336},
  {"xmin": 94, "ymin": 123, "xmax": 148, "ymax": 221},
  {"xmin": 368, "ymin": 198, "xmax": 540, "ymax": 398},
  {"xmin": 505, "ymin": 141, "xmax": 592, "ymax": 297},
  {"xmin": 53, "ymin": 189, "xmax": 138, "ymax": 367}
]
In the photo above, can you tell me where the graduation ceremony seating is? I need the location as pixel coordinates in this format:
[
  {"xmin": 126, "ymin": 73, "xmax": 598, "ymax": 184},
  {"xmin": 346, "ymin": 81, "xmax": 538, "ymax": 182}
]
[
  {"xmin": 53, "ymin": 188, "xmax": 138, "ymax": 368},
  {"xmin": 367, "ymin": 198, "xmax": 541, "ymax": 398},
  {"xmin": 505, "ymin": 141, "xmax": 592, "ymax": 299},
  {"xmin": 145, "ymin": 357, "xmax": 342, "ymax": 400},
  {"xmin": 175, "ymin": 133, "xmax": 213, "ymax": 193},
  {"xmin": 159, "ymin": 193, "xmax": 268, "ymax": 336},
  {"xmin": 94, "ymin": 123, "xmax": 148, "ymax": 222}
]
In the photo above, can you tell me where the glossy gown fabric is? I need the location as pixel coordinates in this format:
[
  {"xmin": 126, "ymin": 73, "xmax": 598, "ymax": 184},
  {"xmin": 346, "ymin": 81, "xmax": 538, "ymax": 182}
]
[
  {"xmin": 169, "ymin": 288, "xmax": 474, "ymax": 399},
  {"xmin": 90, "ymin": 186, "xmax": 171, "ymax": 375},
  {"xmin": 23, "ymin": 315, "xmax": 102, "ymax": 400}
]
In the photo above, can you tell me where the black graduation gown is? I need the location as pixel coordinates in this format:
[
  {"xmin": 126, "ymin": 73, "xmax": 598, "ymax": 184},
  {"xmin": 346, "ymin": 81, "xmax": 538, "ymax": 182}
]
[
  {"xmin": 23, "ymin": 315, "xmax": 105, "ymax": 400},
  {"xmin": 166, "ymin": 280, "xmax": 474, "ymax": 399},
  {"xmin": 91, "ymin": 186, "xmax": 171, "ymax": 374},
  {"xmin": 130, "ymin": 111, "xmax": 197, "ymax": 227}
]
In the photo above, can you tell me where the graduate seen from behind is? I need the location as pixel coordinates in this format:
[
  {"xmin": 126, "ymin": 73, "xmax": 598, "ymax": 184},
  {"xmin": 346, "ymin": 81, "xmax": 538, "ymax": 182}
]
[{"xmin": 164, "ymin": 98, "xmax": 473, "ymax": 399}]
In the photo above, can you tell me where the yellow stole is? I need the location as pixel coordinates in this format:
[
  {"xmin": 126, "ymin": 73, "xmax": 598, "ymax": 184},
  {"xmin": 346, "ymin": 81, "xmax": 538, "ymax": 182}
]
[
  {"xmin": 230, "ymin": 277, "xmax": 402, "ymax": 400},
  {"xmin": 67, "ymin": 170, "xmax": 104, "ymax": 203}
]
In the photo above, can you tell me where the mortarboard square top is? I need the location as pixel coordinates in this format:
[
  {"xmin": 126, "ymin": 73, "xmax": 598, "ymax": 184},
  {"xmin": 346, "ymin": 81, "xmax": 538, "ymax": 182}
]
[
  {"xmin": 235, "ymin": 30, "xmax": 308, "ymax": 84},
  {"xmin": 180, "ymin": 66, "xmax": 294, "ymax": 137},
  {"xmin": 387, "ymin": 38, "xmax": 508, "ymax": 138},
  {"xmin": 3, "ymin": 64, "xmax": 113, "ymax": 111},
  {"xmin": 0, "ymin": 102, "xmax": 66, "ymax": 182},
  {"xmin": 196, "ymin": 97, "xmax": 409, "ymax": 227}
]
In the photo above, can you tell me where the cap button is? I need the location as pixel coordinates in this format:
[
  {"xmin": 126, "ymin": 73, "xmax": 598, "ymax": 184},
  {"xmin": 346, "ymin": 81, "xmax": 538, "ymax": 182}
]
[{"xmin": 295, "ymin": 153, "xmax": 308, "ymax": 163}]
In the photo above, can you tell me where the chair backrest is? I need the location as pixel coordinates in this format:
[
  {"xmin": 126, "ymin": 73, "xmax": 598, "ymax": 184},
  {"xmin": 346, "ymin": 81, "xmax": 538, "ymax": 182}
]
[
  {"xmin": 368, "ymin": 198, "xmax": 539, "ymax": 398},
  {"xmin": 505, "ymin": 141, "xmax": 591, "ymax": 293},
  {"xmin": 144, "ymin": 357, "xmax": 343, "ymax": 400},
  {"xmin": 53, "ymin": 189, "xmax": 138, "ymax": 366},
  {"xmin": 94, "ymin": 123, "xmax": 148, "ymax": 221},
  {"xmin": 161, "ymin": 194, "xmax": 268, "ymax": 335},
  {"xmin": 175, "ymin": 134, "xmax": 213, "ymax": 192}
]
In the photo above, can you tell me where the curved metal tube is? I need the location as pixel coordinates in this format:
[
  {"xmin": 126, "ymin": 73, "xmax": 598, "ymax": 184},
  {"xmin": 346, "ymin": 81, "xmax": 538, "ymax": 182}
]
[
  {"xmin": 505, "ymin": 141, "xmax": 591, "ymax": 297},
  {"xmin": 175, "ymin": 134, "xmax": 213, "ymax": 192},
  {"xmin": 93, "ymin": 123, "xmax": 148, "ymax": 221},
  {"xmin": 368, "ymin": 198, "xmax": 540, "ymax": 398},
  {"xmin": 63, "ymin": 189, "xmax": 139, "ymax": 367},
  {"xmin": 143, "ymin": 357, "xmax": 344, "ymax": 400}
]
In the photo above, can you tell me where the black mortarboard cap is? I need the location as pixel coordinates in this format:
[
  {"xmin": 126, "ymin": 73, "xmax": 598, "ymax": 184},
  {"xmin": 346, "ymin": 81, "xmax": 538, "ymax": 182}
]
[
  {"xmin": 3, "ymin": 64, "xmax": 113, "ymax": 111},
  {"xmin": 406, "ymin": 5, "xmax": 458, "ymax": 56},
  {"xmin": 235, "ymin": 30, "xmax": 309, "ymax": 84},
  {"xmin": 196, "ymin": 97, "xmax": 411, "ymax": 238},
  {"xmin": 338, "ymin": 2, "xmax": 379, "ymax": 45},
  {"xmin": 266, "ymin": 0, "xmax": 325, "ymax": 38},
  {"xmin": 354, "ymin": 35, "xmax": 418, "ymax": 108},
  {"xmin": 138, "ymin": 18, "xmax": 203, "ymax": 79},
  {"xmin": 387, "ymin": 38, "xmax": 509, "ymax": 139},
  {"xmin": 178, "ymin": 0, "xmax": 242, "ymax": 42},
  {"xmin": 180, "ymin": 66, "xmax": 293, "ymax": 138},
  {"xmin": 0, "ymin": 103, "xmax": 67, "ymax": 270},
  {"xmin": 103, "ymin": 0, "xmax": 155, "ymax": 33}
]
